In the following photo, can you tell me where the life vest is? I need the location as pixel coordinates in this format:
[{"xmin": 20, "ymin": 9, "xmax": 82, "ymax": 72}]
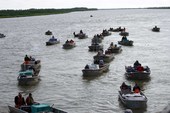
[{"xmin": 134, "ymin": 88, "xmax": 140, "ymax": 93}]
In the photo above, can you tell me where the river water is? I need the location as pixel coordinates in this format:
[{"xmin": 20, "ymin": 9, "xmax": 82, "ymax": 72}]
[{"xmin": 0, "ymin": 9, "xmax": 170, "ymax": 113}]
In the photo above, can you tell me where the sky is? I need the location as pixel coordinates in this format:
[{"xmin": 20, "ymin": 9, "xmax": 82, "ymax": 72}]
[{"xmin": 0, "ymin": 0, "xmax": 170, "ymax": 10}]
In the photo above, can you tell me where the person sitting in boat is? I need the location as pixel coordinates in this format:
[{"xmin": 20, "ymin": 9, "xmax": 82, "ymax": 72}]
[
  {"xmin": 99, "ymin": 59, "xmax": 104, "ymax": 68},
  {"xmin": 105, "ymin": 49, "xmax": 111, "ymax": 54},
  {"xmin": 120, "ymin": 82, "xmax": 129, "ymax": 90},
  {"xmin": 121, "ymin": 36, "xmax": 127, "ymax": 42},
  {"xmin": 85, "ymin": 64, "xmax": 89, "ymax": 69},
  {"xmin": 26, "ymin": 93, "xmax": 35, "ymax": 105},
  {"xmin": 133, "ymin": 60, "xmax": 141, "ymax": 68},
  {"xmin": 136, "ymin": 64, "xmax": 144, "ymax": 72},
  {"xmin": 15, "ymin": 93, "xmax": 26, "ymax": 108},
  {"xmin": 80, "ymin": 30, "xmax": 83, "ymax": 34},
  {"xmin": 24, "ymin": 55, "xmax": 30, "ymax": 64},
  {"xmin": 70, "ymin": 39, "xmax": 74, "ymax": 43},
  {"xmin": 29, "ymin": 56, "xmax": 35, "ymax": 61},
  {"xmin": 133, "ymin": 83, "xmax": 141, "ymax": 93},
  {"xmin": 66, "ymin": 40, "xmax": 69, "ymax": 43}
]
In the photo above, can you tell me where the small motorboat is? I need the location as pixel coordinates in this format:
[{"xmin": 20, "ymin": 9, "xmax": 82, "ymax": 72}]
[
  {"xmin": 8, "ymin": 103, "xmax": 67, "ymax": 113},
  {"xmin": 125, "ymin": 66, "xmax": 151, "ymax": 80},
  {"xmin": 119, "ymin": 31, "xmax": 129, "ymax": 36},
  {"xmin": 73, "ymin": 31, "xmax": 88, "ymax": 39},
  {"xmin": 101, "ymin": 29, "xmax": 111, "ymax": 37},
  {"xmin": 88, "ymin": 43, "xmax": 103, "ymax": 51},
  {"xmin": 118, "ymin": 40, "xmax": 133, "ymax": 46},
  {"xmin": 46, "ymin": 36, "xmax": 60, "ymax": 46},
  {"xmin": 82, "ymin": 63, "xmax": 109, "ymax": 76},
  {"xmin": 152, "ymin": 26, "xmax": 160, "ymax": 32},
  {"xmin": 93, "ymin": 51, "xmax": 115, "ymax": 63},
  {"xmin": 91, "ymin": 35, "xmax": 102, "ymax": 43},
  {"xmin": 0, "ymin": 33, "xmax": 6, "ymax": 38},
  {"xmin": 45, "ymin": 30, "xmax": 52, "ymax": 35},
  {"xmin": 107, "ymin": 45, "xmax": 122, "ymax": 53},
  {"xmin": 118, "ymin": 90, "xmax": 147, "ymax": 109},
  {"xmin": 108, "ymin": 27, "xmax": 124, "ymax": 32},
  {"xmin": 63, "ymin": 39, "xmax": 76, "ymax": 49},
  {"xmin": 18, "ymin": 60, "xmax": 41, "ymax": 85}
]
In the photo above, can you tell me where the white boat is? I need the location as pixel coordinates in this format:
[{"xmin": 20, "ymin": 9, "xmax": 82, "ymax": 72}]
[
  {"xmin": 18, "ymin": 60, "xmax": 41, "ymax": 85},
  {"xmin": 8, "ymin": 103, "xmax": 67, "ymax": 113},
  {"xmin": 82, "ymin": 63, "xmax": 109, "ymax": 76},
  {"xmin": 118, "ymin": 89, "xmax": 147, "ymax": 109},
  {"xmin": 125, "ymin": 66, "xmax": 151, "ymax": 80},
  {"xmin": 63, "ymin": 40, "xmax": 76, "ymax": 49},
  {"xmin": 46, "ymin": 37, "xmax": 60, "ymax": 46}
]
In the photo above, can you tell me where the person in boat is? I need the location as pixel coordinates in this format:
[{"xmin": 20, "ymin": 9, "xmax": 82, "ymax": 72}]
[
  {"xmin": 136, "ymin": 64, "xmax": 144, "ymax": 71},
  {"xmin": 110, "ymin": 42, "xmax": 114, "ymax": 47},
  {"xmin": 133, "ymin": 83, "xmax": 141, "ymax": 93},
  {"xmin": 154, "ymin": 26, "xmax": 157, "ymax": 29},
  {"xmin": 121, "ymin": 36, "xmax": 127, "ymax": 41},
  {"xmin": 66, "ymin": 40, "xmax": 69, "ymax": 43},
  {"xmin": 26, "ymin": 93, "xmax": 35, "ymax": 105},
  {"xmin": 133, "ymin": 60, "xmax": 141, "ymax": 68},
  {"xmin": 24, "ymin": 55, "xmax": 30, "ymax": 64},
  {"xmin": 85, "ymin": 64, "xmax": 89, "ymax": 69},
  {"xmin": 29, "ymin": 56, "xmax": 35, "ymax": 61},
  {"xmin": 15, "ymin": 93, "xmax": 26, "ymax": 108},
  {"xmin": 99, "ymin": 59, "xmax": 104, "ymax": 68},
  {"xmin": 70, "ymin": 39, "xmax": 74, "ymax": 43},
  {"xmin": 120, "ymin": 82, "xmax": 129, "ymax": 90},
  {"xmin": 80, "ymin": 30, "xmax": 83, "ymax": 34}
]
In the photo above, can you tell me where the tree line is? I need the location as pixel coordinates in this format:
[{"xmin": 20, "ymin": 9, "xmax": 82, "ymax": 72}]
[{"xmin": 0, "ymin": 7, "xmax": 97, "ymax": 18}]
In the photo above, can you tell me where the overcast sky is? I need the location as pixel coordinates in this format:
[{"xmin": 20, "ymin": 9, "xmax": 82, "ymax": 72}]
[{"xmin": 1, "ymin": 0, "xmax": 170, "ymax": 10}]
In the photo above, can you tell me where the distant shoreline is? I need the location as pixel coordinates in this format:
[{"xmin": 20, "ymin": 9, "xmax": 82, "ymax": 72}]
[
  {"xmin": 0, "ymin": 7, "xmax": 97, "ymax": 18},
  {"xmin": 0, "ymin": 7, "xmax": 169, "ymax": 18}
]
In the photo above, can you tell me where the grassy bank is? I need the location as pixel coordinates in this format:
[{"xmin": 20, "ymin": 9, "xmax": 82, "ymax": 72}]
[{"xmin": 0, "ymin": 7, "xmax": 97, "ymax": 18}]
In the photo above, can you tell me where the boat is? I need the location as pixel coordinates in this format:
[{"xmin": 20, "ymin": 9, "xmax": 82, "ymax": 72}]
[
  {"xmin": 101, "ymin": 29, "xmax": 111, "ymax": 37},
  {"xmin": 8, "ymin": 103, "xmax": 67, "ymax": 113},
  {"xmin": 118, "ymin": 40, "xmax": 133, "ymax": 46},
  {"xmin": 118, "ymin": 89, "xmax": 147, "ymax": 109},
  {"xmin": 63, "ymin": 39, "xmax": 76, "ymax": 49},
  {"xmin": 152, "ymin": 26, "xmax": 160, "ymax": 32},
  {"xmin": 107, "ymin": 44, "xmax": 122, "ymax": 53},
  {"xmin": 18, "ymin": 60, "xmax": 41, "ymax": 85},
  {"xmin": 73, "ymin": 31, "xmax": 88, "ymax": 39},
  {"xmin": 91, "ymin": 35, "xmax": 102, "ymax": 43},
  {"xmin": 93, "ymin": 51, "xmax": 115, "ymax": 63},
  {"xmin": 125, "ymin": 66, "xmax": 151, "ymax": 80},
  {"xmin": 88, "ymin": 43, "xmax": 103, "ymax": 51},
  {"xmin": 0, "ymin": 33, "xmax": 6, "ymax": 38},
  {"xmin": 45, "ymin": 30, "xmax": 52, "ymax": 35},
  {"xmin": 108, "ymin": 27, "xmax": 124, "ymax": 32},
  {"xmin": 82, "ymin": 63, "xmax": 110, "ymax": 76},
  {"xmin": 119, "ymin": 31, "xmax": 129, "ymax": 36},
  {"xmin": 46, "ymin": 36, "xmax": 60, "ymax": 46}
]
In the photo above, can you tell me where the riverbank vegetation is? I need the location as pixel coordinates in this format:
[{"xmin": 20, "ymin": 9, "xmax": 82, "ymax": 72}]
[{"xmin": 0, "ymin": 7, "xmax": 97, "ymax": 18}]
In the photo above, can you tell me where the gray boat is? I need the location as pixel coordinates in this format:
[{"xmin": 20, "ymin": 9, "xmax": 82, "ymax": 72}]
[
  {"xmin": 82, "ymin": 63, "xmax": 109, "ymax": 76},
  {"xmin": 18, "ymin": 60, "xmax": 41, "ymax": 85},
  {"xmin": 118, "ymin": 89, "xmax": 147, "ymax": 109},
  {"xmin": 125, "ymin": 66, "xmax": 151, "ymax": 80}
]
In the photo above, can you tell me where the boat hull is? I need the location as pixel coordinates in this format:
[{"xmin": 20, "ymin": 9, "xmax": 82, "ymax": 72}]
[
  {"xmin": 46, "ymin": 41, "xmax": 60, "ymax": 46},
  {"xmin": 18, "ymin": 76, "xmax": 40, "ymax": 85}
]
